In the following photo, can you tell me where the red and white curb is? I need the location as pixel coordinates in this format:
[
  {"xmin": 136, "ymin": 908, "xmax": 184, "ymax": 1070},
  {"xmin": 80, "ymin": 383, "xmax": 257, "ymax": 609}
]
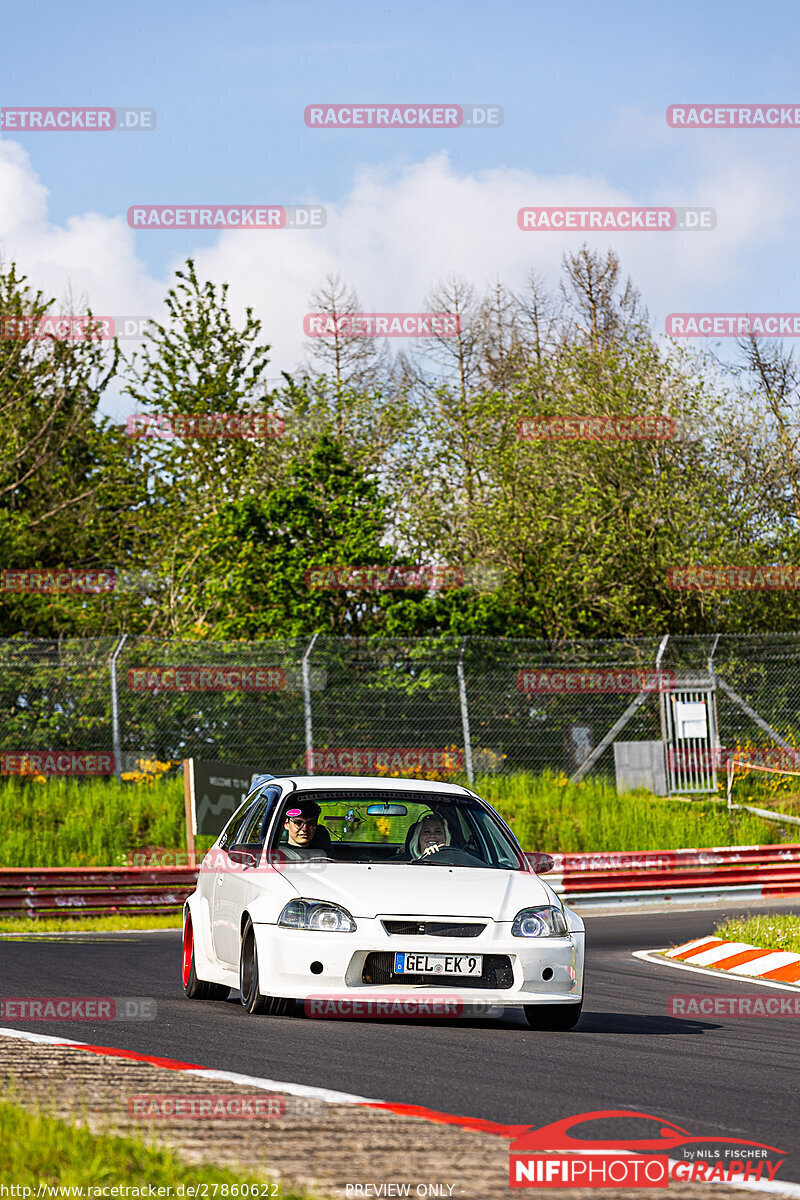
[
  {"xmin": 662, "ymin": 937, "xmax": 800, "ymax": 985},
  {"xmin": 2, "ymin": 1027, "xmax": 800, "ymax": 1197}
]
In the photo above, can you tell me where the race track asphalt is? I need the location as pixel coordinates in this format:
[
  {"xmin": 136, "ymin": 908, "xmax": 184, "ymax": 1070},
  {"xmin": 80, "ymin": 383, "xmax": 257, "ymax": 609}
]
[{"xmin": 1, "ymin": 900, "xmax": 799, "ymax": 1180}]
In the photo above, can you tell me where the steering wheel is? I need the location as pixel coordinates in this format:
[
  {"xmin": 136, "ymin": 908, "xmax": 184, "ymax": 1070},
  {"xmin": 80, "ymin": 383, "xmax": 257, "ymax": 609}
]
[
  {"xmin": 413, "ymin": 844, "xmax": 486, "ymax": 866},
  {"xmin": 410, "ymin": 842, "xmax": 448, "ymax": 863},
  {"xmin": 412, "ymin": 844, "xmax": 472, "ymax": 865}
]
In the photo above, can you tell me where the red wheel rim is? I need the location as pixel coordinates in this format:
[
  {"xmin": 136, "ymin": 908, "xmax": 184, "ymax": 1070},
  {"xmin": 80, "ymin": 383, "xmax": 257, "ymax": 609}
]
[{"xmin": 182, "ymin": 915, "xmax": 193, "ymax": 988}]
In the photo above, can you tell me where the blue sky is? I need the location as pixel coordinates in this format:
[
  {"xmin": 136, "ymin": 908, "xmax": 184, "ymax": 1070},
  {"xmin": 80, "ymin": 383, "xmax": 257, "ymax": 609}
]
[{"xmin": 2, "ymin": 0, "xmax": 800, "ymax": 412}]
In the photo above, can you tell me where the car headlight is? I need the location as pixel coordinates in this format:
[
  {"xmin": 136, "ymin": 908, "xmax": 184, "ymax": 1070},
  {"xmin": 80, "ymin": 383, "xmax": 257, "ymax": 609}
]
[
  {"xmin": 278, "ymin": 899, "xmax": 356, "ymax": 932},
  {"xmin": 511, "ymin": 905, "xmax": 568, "ymax": 937}
]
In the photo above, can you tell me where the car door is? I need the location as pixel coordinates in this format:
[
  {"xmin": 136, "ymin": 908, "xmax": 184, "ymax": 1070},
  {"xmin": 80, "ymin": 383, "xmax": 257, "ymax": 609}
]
[{"xmin": 211, "ymin": 788, "xmax": 277, "ymax": 966}]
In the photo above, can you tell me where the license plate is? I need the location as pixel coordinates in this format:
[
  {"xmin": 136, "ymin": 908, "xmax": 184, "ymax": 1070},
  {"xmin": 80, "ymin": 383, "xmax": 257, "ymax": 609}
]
[{"xmin": 394, "ymin": 952, "xmax": 483, "ymax": 976}]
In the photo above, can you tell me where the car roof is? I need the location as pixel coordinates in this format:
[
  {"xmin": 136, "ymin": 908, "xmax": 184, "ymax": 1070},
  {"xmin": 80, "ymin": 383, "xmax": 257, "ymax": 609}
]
[{"xmin": 276, "ymin": 775, "xmax": 476, "ymax": 797}]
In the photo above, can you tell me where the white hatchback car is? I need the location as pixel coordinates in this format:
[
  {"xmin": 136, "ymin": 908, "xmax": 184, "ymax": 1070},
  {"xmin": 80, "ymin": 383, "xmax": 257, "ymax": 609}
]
[{"xmin": 182, "ymin": 774, "xmax": 585, "ymax": 1029}]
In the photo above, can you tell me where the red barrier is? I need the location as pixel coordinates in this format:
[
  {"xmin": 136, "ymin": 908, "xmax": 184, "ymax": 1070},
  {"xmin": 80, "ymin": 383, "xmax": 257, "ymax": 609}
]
[
  {"xmin": 545, "ymin": 843, "xmax": 800, "ymax": 872},
  {"xmin": 0, "ymin": 867, "xmax": 197, "ymax": 918},
  {"xmin": 0, "ymin": 888, "xmax": 191, "ymax": 910},
  {"xmin": 558, "ymin": 864, "xmax": 800, "ymax": 893},
  {"xmin": 0, "ymin": 867, "xmax": 196, "ymax": 887},
  {"xmin": 525, "ymin": 843, "xmax": 800, "ymax": 900}
]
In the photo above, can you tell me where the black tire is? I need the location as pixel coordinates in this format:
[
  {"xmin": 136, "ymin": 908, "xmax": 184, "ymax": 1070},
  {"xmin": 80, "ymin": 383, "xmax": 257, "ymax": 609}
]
[
  {"xmin": 523, "ymin": 1000, "xmax": 583, "ymax": 1030},
  {"xmin": 239, "ymin": 918, "xmax": 293, "ymax": 1016},
  {"xmin": 182, "ymin": 911, "xmax": 230, "ymax": 1001}
]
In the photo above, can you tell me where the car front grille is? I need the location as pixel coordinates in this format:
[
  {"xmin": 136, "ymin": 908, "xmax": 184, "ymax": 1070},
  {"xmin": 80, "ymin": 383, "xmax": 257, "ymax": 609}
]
[
  {"xmin": 381, "ymin": 920, "xmax": 486, "ymax": 938},
  {"xmin": 362, "ymin": 951, "xmax": 513, "ymax": 990}
]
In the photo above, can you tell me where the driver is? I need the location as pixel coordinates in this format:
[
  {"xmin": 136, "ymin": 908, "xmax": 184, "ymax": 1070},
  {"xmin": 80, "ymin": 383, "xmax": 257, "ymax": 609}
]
[
  {"xmin": 282, "ymin": 799, "xmax": 331, "ymax": 855},
  {"xmin": 409, "ymin": 813, "xmax": 451, "ymax": 859}
]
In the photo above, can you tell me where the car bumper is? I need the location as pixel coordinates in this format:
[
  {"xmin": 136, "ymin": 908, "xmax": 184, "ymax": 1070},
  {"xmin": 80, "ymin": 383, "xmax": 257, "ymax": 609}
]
[{"xmin": 251, "ymin": 917, "xmax": 584, "ymax": 1006}]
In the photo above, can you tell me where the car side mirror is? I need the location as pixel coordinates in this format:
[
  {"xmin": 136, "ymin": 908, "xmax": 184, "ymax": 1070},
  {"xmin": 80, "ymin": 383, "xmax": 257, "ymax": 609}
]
[
  {"xmin": 527, "ymin": 852, "xmax": 555, "ymax": 874},
  {"xmin": 227, "ymin": 845, "xmax": 257, "ymax": 867}
]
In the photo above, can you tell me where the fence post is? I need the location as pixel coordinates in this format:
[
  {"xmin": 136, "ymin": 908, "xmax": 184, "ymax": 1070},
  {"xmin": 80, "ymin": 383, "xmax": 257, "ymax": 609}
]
[
  {"xmin": 109, "ymin": 634, "xmax": 128, "ymax": 781},
  {"xmin": 457, "ymin": 638, "xmax": 474, "ymax": 784},
  {"xmin": 302, "ymin": 632, "xmax": 320, "ymax": 774}
]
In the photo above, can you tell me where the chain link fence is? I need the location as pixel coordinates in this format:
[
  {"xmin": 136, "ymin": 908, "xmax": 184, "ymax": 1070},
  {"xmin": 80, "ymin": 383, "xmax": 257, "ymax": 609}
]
[{"xmin": 1, "ymin": 633, "xmax": 799, "ymax": 784}]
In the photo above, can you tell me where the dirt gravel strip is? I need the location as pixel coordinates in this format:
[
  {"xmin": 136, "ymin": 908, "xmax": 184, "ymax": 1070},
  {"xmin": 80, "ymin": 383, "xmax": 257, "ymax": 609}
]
[{"xmin": 0, "ymin": 1030, "xmax": 797, "ymax": 1200}]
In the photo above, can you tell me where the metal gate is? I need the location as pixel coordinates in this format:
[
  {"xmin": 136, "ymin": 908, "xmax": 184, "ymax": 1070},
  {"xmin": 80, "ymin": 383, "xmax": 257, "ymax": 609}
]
[{"xmin": 661, "ymin": 680, "xmax": 720, "ymax": 794}]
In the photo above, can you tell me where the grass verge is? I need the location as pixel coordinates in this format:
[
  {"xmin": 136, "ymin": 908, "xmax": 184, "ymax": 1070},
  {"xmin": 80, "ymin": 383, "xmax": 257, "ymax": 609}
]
[
  {"xmin": 475, "ymin": 771, "xmax": 789, "ymax": 853},
  {"xmin": 713, "ymin": 912, "xmax": 800, "ymax": 954},
  {"xmin": 0, "ymin": 914, "xmax": 181, "ymax": 933},
  {"xmin": 0, "ymin": 773, "xmax": 196, "ymax": 868},
  {"xmin": 1, "ymin": 770, "xmax": 795, "ymax": 869},
  {"xmin": 0, "ymin": 1097, "xmax": 304, "ymax": 1192}
]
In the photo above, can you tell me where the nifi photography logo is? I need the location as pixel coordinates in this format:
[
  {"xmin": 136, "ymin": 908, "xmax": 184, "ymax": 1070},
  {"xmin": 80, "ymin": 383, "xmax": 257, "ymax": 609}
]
[{"xmin": 509, "ymin": 1110, "xmax": 785, "ymax": 1188}]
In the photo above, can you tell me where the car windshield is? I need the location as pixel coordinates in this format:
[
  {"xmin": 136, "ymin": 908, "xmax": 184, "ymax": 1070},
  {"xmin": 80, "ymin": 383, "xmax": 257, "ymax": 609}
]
[{"xmin": 274, "ymin": 791, "xmax": 528, "ymax": 870}]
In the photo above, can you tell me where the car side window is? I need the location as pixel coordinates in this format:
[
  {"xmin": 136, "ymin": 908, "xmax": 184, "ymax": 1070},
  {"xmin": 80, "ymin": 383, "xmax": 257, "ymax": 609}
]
[
  {"xmin": 218, "ymin": 795, "xmax": 257, "ymax": 849},
  {"xmin": 236, "ymin": 787, "xmax": 280, "ymax": 846},
  {"xmin": 473, "ymin": 810, "xmax": 522, "ymax": 868}
]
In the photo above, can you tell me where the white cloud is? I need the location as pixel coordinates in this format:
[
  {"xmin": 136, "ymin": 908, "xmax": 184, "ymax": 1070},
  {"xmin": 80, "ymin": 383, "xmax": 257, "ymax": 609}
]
[
  {"xmin": 0, "ymin": 140, "xmax": 160, "ymax": 318},
  {"xmin": 0, "ymin": 136, "xmax": 794, "ymax": 418}
]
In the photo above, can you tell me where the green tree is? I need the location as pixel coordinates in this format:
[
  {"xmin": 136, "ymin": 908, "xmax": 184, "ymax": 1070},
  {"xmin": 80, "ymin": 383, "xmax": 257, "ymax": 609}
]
[
  {"xmin": 0, "ymin": 261, "xmax": 136, "ymax": 635},
  {"xmin": 197, "ymin": 436, "xmax": 398, "ymax": 638},
  {"xmin": 120, "ymin": 259, "xmax": 280, "ymax": 635}
]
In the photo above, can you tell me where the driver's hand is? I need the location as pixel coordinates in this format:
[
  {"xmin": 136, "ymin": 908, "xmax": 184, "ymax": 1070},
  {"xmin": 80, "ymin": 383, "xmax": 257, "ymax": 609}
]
[{"xmin": 420, "ymin": 842, "xmax": 444, "ymax": 857}]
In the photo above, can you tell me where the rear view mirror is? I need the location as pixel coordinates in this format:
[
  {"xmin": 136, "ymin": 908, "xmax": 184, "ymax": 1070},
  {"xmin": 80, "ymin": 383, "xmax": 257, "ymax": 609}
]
[
  {"xmin": 366, "ymin": 804, "xmax": 408, "ymax": 816},
  {"xmin": 528, "ymin": 852, "xmax": 555, "ymax": 874}
]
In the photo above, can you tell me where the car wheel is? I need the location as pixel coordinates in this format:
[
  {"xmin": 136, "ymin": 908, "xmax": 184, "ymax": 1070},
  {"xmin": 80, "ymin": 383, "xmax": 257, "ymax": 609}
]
[
  {"xmin": 523, "ymin": 1000, "xmax": 583, "ymax": 1030},
  {"xmin": 182, "ymin": 912, "xmax": 230, "ymax": 1001},
  {"xmin": 239, "ymin": 918, "xmax": 292, "ymax": 1016}
]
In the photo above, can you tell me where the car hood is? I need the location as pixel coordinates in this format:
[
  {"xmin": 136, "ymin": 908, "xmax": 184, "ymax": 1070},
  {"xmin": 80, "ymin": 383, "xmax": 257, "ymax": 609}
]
[{"xmin": 277, "ymin": 862, "xmax": 556, "ymax": 920}]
